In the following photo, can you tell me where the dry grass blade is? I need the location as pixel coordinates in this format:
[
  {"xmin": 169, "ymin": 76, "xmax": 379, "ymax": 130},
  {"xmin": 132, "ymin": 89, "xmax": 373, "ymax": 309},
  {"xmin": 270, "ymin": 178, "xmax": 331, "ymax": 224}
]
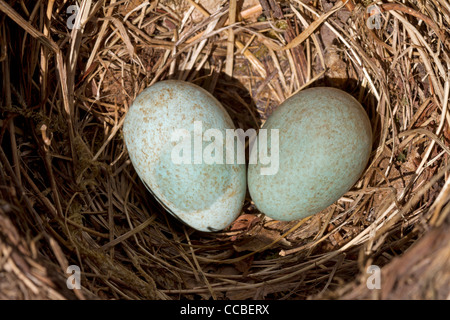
[
  {"xmin": 277, "ymin": 1, "xmax": 346, "ymax": 51},
  {"xmin": 225, "ymin": 0, "xmax": 237, "ymax": 77}
]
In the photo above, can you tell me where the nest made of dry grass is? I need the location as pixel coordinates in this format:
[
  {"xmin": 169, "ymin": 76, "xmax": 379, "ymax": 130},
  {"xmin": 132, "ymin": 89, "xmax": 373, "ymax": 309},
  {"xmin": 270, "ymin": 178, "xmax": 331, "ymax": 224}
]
[{"xmin": 0, "ymin": 0, "xmax": 449, "ymax": 300}]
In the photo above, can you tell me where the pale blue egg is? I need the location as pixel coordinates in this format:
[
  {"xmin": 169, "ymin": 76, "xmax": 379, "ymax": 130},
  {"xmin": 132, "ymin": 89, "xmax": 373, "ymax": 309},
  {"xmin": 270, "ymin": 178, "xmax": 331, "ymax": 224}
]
[
  {"xmin": 123, "ymin": 80, "xmax": 246, "ymax": 232},
  {"xmin": 248, "ymin": 87, "xmax": 372, "ymax": 221}
]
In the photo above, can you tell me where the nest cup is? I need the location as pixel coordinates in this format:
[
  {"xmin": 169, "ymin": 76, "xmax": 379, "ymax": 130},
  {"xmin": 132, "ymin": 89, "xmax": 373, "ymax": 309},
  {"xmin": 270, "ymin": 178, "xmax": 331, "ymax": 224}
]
[{"xmin": 0, "ymin": 0, "xmax": 449, "ymax": 300}]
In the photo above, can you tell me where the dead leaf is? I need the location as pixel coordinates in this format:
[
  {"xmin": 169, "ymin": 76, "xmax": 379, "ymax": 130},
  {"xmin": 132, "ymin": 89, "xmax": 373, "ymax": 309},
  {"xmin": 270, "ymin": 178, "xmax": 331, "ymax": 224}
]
[
  {"xmin": 233, "ymin": 228, "xmax": 291, "ymax": 252},
  {"xmin": 229, "ymin": 214, "xmax": 260, "ymax": 241}
]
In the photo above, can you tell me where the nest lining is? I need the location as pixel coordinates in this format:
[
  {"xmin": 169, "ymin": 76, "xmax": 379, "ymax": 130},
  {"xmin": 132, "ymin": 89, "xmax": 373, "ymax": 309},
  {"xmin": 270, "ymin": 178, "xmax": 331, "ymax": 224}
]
[{"xmin": 0, "ymin": 0, "xmax": 449, "ymax": 300}]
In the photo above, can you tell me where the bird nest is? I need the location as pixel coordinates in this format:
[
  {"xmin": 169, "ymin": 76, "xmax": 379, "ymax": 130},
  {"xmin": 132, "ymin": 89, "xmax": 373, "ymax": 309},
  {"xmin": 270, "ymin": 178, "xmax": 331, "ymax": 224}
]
[{"xmin": 0, "ymin": 0, "xmax": 449, "ymax": 300}]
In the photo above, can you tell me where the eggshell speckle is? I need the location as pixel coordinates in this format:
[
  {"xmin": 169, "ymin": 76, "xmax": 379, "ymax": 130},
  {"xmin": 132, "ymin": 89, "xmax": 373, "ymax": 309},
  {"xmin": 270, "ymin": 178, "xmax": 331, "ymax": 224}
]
[
  {"xmin": 248, "ymin": 87, "xmax": 372, "ymax": 221},
  {"xmin": 123, "ymin": 80, "xmax": 246, "ymax": 232}
]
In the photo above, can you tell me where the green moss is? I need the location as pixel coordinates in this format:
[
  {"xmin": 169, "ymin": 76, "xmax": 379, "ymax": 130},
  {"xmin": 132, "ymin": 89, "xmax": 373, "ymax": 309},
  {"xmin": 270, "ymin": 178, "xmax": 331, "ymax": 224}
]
[
  {"xmin": 253, "ymin": 45, "xmax": 269, "ymax": 59},
  {"xmin": 73, "ymin": 135, "xmax": 101, "ymax": 190},
  {"xmin": 275, "ymin": 20, "xmax": 288, "ymax": 30}
]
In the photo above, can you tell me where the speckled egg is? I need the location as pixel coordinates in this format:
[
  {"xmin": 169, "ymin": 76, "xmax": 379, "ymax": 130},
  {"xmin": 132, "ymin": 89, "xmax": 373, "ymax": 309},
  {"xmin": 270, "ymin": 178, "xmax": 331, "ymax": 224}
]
[
  {"xmin": 123, "ymin": 80, "xmax": 246, "ymax": 232},
  {"xmin": 248, "ymin": 87, "xmax": 372, "ymax": 221}
]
